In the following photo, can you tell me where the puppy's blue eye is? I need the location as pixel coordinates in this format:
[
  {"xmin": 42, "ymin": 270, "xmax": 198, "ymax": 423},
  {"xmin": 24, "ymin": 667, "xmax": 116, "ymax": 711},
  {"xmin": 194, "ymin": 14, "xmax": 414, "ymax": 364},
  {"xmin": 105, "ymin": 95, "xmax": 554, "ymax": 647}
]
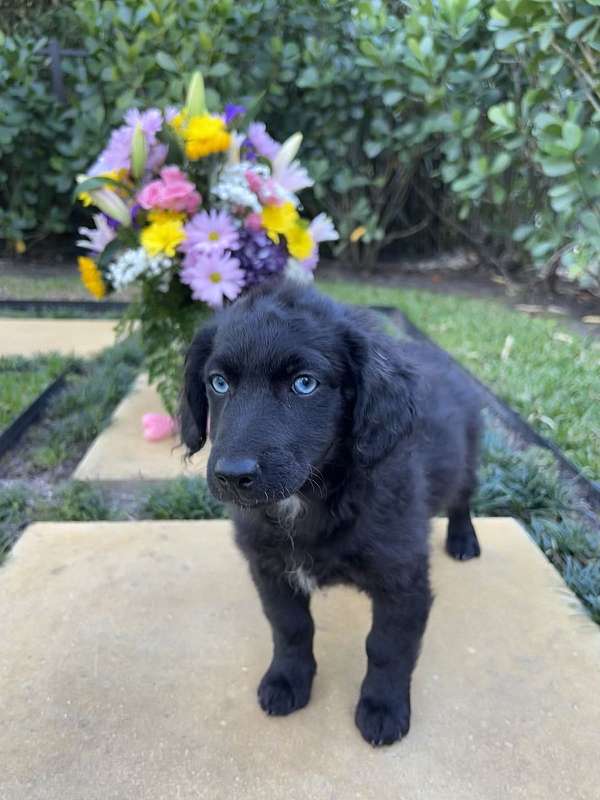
[
  {"xmin": 210, "ymin": 374, "xmax": 229, "ymax": 394},
  {"xmin": 292, "ymin": 375, "xmax": 319, "ymax": 396}
]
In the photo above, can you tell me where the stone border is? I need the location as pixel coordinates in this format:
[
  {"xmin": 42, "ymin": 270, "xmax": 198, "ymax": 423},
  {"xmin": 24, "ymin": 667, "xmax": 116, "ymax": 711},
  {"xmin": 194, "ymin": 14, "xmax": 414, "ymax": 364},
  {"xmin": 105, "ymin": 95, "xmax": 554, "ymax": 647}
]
[
  {"xmin": 0, "ymin": 368, "xmax": 76, "ymax": 461},
  {"xmin": 0, "ymin": 299, "xmax": 127, "ymax": 315}
]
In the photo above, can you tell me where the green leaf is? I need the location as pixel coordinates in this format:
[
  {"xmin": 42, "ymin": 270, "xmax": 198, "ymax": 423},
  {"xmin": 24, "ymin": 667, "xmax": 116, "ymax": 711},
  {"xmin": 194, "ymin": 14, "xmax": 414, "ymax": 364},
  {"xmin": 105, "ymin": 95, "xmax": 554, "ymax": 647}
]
[
  {"xmin": 566, "ymin": 18, "xmax": 594, "ymax": 40},
  {"xmin": 156, "ymin": 51, "xmax": 178, "ymax": 72},
  {"xmin": 561, "ymin": 121, "xmax": 582, "ymax": 152},
  {"xmin": 209, "ymin": 62, "xmax": 230, "ymax": 78},
  {"xmin": 72, "ymin": 176, "xmax": 132, "ymax": 203},
  {"xmin": 490, "ymin": 152, "xmax": 511, "ymax": 174},
  {"xmin": 494, "ymin": 29, "xmax": 525, "ymax": 49},
  {"xmin": 382, "ymin": 89, "xmax": 403, "ymax": 106},
  {"xmin": 488, "ymin": 103, "xmax": 516, "ymax": 130},
  {"xmin": 297, "ymin": 66, "xmax": 319, "ymax": 88},
  {"xmin": 538, "ymin": 157, "xmax": 575, "ymax": 177},
  {"xmin": 364, "ymin": 140, "xmax": 384, "ymax": 158}
]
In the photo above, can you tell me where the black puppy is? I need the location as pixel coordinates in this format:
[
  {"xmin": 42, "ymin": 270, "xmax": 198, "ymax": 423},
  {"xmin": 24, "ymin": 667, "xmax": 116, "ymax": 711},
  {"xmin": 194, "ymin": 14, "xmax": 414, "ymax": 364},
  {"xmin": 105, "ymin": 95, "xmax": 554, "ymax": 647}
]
[{"xmin": 181, "ymin": 281, "xmax": 481, "ymax": 746}]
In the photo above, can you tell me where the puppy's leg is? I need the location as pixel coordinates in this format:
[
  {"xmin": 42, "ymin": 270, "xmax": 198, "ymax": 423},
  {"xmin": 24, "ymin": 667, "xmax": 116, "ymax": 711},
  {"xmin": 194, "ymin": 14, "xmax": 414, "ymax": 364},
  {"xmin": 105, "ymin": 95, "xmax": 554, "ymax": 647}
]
[
  {"xmin": 356, "ymin": 557, "xmax": 431, "ymax": 746},
  {"xmin": 446, "ymin": 501, "xmax": 480, "ymax": 560},
  {"xmin": 250, "ymin": 564, "xmax": 316, "ymax": 716},
  {"xmin": 447, "ymin": 420, "xmax": 481, "ymax": 560}
]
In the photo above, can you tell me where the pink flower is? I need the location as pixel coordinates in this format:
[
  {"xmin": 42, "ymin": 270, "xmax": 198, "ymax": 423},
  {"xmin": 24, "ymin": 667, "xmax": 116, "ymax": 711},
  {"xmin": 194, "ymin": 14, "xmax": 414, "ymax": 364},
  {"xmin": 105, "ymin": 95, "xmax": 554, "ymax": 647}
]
[
  {"xmin": 244, "ymin": 212, "xmax": 263, "ymax": 232},
  {"xmin": 180, "ymin": 250, "xmax": 245, "ymax": 307},
  {"xmin": 137, "ymin": 166, "xmax": 201, "ymax": 213},
  {"xmin": 182, "ymin": 210, "xmax": 239, "ymax": 255},
  {"xmin": 245, "ymin": 169, "xmax": 282, "ymax": 205}
]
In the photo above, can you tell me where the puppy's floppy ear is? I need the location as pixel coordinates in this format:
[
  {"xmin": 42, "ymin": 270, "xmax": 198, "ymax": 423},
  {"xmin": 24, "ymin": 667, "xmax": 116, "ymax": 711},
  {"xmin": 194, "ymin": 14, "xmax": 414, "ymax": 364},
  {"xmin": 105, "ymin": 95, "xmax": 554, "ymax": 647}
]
[
  {"xmin": 345, "ymin": 326, "xmax": 421, "ymax": 467},
  {"xmin": 179, "ymin": 323, "xmax": 216, "ymax": 456}
]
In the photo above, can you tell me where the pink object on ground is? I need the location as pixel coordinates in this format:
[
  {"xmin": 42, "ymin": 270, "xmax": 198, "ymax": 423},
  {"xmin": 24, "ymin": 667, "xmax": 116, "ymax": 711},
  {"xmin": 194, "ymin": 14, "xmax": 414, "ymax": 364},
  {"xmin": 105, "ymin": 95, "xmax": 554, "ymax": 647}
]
[{"xmin": 142, "ymin": 413, "xmax": 177, "ymax": 441}]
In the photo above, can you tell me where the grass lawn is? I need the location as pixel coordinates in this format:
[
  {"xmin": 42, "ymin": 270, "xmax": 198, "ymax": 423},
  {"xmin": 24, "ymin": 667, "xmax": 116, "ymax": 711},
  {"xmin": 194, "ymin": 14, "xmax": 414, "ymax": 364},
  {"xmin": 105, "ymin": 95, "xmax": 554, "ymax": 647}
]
[
  {"xmin": 0, "ymin": 355, "xmax": 71, "ymax": 430},
  {"xmin": 320, "ymin": 280, "xmax": 600, "ymax": 480},
  {"xmin": 0, "ymin": 273, "xmax": 132, "ymax": 303},
  {"xmin": 0, "ymin": 274, "xmax": 91, "ymax": 301}
]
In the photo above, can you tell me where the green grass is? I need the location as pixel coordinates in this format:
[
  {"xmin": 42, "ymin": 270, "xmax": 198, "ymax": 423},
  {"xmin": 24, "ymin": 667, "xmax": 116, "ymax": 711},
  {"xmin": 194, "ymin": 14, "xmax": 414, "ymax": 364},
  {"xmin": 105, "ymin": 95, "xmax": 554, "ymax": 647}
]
[
  {"xmin": 320, "ymin": 280, "xmax": 600, "ymax": 479},
  {"xmin": 0, "ymin": 354, "xmax": 72, "ymax": 429},
  {"xmin": 0, "ymin": 274, "xmax": 90, "ymax": 301}
]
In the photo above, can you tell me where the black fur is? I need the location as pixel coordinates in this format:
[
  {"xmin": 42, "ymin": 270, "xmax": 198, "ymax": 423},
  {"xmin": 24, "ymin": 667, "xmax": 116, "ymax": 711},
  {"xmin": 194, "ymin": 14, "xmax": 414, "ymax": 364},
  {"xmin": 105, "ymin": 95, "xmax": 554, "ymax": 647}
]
[{"xmin": 181, "ymin": 281, "xmax": 482, "ymax": 746}]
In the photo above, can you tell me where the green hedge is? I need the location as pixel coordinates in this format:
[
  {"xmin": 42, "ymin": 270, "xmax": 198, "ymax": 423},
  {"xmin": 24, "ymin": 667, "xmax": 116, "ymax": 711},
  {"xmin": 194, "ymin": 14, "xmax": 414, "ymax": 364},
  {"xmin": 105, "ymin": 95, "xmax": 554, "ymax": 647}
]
[{"xmin": 1, "ymin": 0, "xmax": 599, "ymax": 287}]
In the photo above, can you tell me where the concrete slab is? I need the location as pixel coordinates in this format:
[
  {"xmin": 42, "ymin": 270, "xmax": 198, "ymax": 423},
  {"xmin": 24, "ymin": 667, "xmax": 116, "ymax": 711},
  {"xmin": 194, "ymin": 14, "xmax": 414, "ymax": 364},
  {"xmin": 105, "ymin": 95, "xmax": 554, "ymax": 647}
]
[
  {"xmin": 1, "ymin": 518, "xmax": 599, "ymax": 800},
  {"xmin": 0, "ymin": 318, "xmax": 118, "ymax": 358},
  {"xmin": 73, "ymin": 373, "xmax": 208, "ymax": 481}
]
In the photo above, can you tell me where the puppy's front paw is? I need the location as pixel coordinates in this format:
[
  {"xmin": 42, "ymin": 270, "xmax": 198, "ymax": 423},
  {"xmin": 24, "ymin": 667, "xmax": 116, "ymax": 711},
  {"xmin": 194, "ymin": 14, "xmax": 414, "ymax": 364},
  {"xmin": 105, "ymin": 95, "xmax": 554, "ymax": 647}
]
[
  {"xmin": 257, "ymin": 664, "xmax": 314, "ymax": 716},
  {"xmin": 355, "ymin": 696, "xmax": 410, "ymax": 746}
]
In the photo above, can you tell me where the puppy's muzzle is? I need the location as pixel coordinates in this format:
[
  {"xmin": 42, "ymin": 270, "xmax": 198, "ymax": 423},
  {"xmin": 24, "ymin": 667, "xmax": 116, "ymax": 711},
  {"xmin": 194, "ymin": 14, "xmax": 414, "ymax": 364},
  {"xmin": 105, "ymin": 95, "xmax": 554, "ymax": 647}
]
[{"xmin": 214, "ymin": 456, "xmax": 259, "ymax": 500}]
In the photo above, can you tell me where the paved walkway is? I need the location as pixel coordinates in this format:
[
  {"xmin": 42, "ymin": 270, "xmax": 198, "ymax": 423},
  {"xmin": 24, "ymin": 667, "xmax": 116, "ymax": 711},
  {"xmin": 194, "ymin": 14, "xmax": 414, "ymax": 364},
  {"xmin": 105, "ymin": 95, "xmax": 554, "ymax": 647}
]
[
  {"xmin": 0, "ymin": 318, "xmax": 118, "ymax": 358},
  {"xmin": 73, "ymin": 374, "xmax": 207, "ymax": 481},
  {"xmin": 2, "ymin": 518, "xmax": 599, "ymax": 800}
]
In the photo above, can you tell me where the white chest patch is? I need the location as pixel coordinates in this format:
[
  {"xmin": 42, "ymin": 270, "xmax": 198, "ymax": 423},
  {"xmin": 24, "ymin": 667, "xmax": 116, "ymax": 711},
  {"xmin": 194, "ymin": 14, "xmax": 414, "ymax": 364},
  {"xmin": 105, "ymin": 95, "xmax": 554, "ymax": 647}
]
[
  {"xmin": 274, "ymin": 494, "xmax": 305, "ymax": 527},
  {"xmin": 287, "ymin": 564, "xmax": 317, "ymax": 595}
]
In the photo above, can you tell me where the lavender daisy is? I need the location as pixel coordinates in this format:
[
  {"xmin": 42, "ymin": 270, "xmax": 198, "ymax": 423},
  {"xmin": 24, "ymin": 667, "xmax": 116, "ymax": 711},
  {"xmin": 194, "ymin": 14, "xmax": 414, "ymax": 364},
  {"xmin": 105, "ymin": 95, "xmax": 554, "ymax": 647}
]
[
  {"xmin": 180, "ymin": 250, "xmax": 245, "ymax": 307},
  {"xmin": 182, "ymin": 210, "xmax": 240, "ymax": 255}
]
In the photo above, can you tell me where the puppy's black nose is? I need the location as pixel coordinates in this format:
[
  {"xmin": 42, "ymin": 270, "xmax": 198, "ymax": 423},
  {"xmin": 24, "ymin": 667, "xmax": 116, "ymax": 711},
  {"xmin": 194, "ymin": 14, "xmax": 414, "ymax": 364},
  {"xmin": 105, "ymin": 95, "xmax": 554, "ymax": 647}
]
[{"xmin": 214, "ymin": 457, "xmax": 259, "ymax": 491}]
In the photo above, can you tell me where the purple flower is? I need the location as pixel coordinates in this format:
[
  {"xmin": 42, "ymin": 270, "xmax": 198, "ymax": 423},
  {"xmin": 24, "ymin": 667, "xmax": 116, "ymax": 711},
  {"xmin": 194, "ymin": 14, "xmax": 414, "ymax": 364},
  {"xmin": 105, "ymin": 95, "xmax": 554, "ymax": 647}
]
[
  {"xmin": 246, "ymin": 122, "xmax": 280, "ymax": 161},
  {"xmin": 234, "ymin": 228, "xmax": 288, "ymax": 287},
  {"xmin": 182, "ymin": 210, "xmax": 240, "ymax": 255},
  {"xmin": 90, "ymin": 108, "xmax": 165, "ymax": 175},
  {"xmin": 76, "ymin": 213, "xmax": 116, "ymax": 254},
  {"xmin": 224, "ymin": 103, "xmax": 246, "ymax": 125},
  {"xmin": 180, "ymin": 250, "xmax": 245, "ymax": 307},
  {"xmin": 240, "ymin": 138, "xmax": 257, "ymax": 162},
  {"xmin": 124, "ymin": 108, "xmax": 163, "ymax": 141}
]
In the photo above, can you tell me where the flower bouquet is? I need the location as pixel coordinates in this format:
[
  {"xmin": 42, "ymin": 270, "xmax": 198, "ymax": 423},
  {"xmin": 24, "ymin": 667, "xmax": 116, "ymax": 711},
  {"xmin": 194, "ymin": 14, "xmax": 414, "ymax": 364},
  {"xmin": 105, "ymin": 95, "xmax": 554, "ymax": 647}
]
[{"xmin": 75, "ymin": 72, "xmax": 338, "ymax": 414}]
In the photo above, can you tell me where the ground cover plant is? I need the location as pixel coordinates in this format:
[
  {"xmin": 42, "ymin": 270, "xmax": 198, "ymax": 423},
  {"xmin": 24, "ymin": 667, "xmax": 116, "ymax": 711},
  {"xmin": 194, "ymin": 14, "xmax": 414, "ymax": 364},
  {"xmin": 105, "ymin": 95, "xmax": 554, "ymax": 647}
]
[
  {"xmin": 0, "ymin": 353, "xmax": 71, "ymax": 430},
  {"xmin": 0, "ymin": 336, "xmax": 143, "ymax": 478}
]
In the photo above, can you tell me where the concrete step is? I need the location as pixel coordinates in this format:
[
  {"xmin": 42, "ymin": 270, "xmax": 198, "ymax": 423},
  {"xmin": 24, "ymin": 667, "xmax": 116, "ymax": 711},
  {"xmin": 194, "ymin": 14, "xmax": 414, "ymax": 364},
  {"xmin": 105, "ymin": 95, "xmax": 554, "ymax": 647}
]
[
  {"xmin": 1, "ymin": 518, "xmax": 599, "ymax": 799},
  {"xmin": 73, "ymin": 373, "xmax": 208, "ymax": 482},
  {"xmin": 0, "ymin": 318, "xmax": 118, "ymax": 358}
]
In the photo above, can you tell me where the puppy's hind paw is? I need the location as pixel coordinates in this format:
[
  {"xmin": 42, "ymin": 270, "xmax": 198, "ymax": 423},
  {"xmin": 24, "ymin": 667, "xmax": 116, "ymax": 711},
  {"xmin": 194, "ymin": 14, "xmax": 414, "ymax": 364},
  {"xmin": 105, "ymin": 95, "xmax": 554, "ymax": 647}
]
[
  {"xmin": 446, "ymin": 528, "xmax": 481, "ymax": 561},
  {"xmin": 446, "ymin": 514, "xmax": 481, "ymax": 561},
  {"xmin": 355, "ymin": 696, "xmax": 410, "ymax": 747}
]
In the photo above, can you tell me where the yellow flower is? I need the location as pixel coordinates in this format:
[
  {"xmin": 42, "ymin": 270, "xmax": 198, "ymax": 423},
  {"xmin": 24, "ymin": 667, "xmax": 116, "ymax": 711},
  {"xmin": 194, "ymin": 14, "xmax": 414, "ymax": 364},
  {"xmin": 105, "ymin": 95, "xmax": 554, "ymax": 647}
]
[
  {"xmin": 15, "ymin": 239, "xmax": 27, "ymax": 254},
  {"xmin": 286, "ymin": 223, "xmax": 314, "ymax": 260},
  {"xmin": 78, "ymin": 256, "xmax": 106, "ymax": 299},
  {"xmin": 141, "ymin": 219, "xmax": 186, "ymax": 257},
  {"xmin": 183, "ymin": 114, "xmax": 231, "ymax": 160},
  {"xmin": 350, "ymin": 225, "xmax": 367, "ymax": 243},
  {"xmin": 169, "ymin": 111, "xmax": 185, "ymax": 134},
  {"xmin": 147, "ymin": 209, "xmax": 186, "ymax": 225},
  {"xmin": 261, "ymin": 202, "xmax": 299, "ymax": 243}
]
